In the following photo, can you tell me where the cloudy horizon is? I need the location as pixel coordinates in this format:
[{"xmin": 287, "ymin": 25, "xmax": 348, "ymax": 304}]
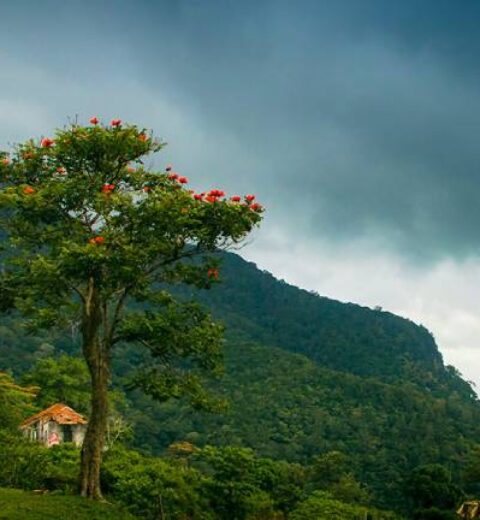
[{"xmin": 2, "ymin": 0, "xmax": 480, "ymax": 387}]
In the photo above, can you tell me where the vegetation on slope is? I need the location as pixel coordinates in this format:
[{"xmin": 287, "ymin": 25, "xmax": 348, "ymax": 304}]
[
  {"xmin": 126, "ymin": 341, "xmax": 478, "ymax": 510},
  {"xmin": 0, "ymin": 488, "xmax": 136, "ymax": 520},
  {"xmin": 0, "ymin": 252, "xmax": 479, "ymax": 517},
  {"xmin": 188, "ymin": 252, "xmax": 476, "ymax": 398}
]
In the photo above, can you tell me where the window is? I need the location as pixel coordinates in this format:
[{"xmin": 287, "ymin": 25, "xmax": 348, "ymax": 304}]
[{"xmin": 63, "ymin": 425, "xmax": 73, "ymax": 443}]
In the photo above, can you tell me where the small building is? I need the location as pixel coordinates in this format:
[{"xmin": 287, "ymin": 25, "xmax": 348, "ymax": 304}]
[
  {"xmin": 20, "ymin": 403, "xmax": 88, "ymax": 447},
  {"xmin": 458, "ymin": 501, "xmax": 480, "ymax": 519}
]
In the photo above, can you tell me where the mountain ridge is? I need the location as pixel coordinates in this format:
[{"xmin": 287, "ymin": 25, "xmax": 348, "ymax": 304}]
[{"xmin": 177, "ymin": 251, "xmax": 474, "ymax": 400}]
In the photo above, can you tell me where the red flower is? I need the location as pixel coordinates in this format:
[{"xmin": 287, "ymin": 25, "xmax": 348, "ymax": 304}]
[
  {"xmin": 194, "ymin": 194, "xmax": 203, "ymax": 201},
  {"xmin": 101, "ymin": 183, "xmax": 115, "ymax": 193},
  {"xmin": 178, "ymin": 176, "xmax": 188, "ymax": 184},
  {"xmin": 250, "ymin": 202, "xmax": 262, "ymax": 212},
  {"xmin": 207, "ymin": 268, "xmax": 219, "ymax": 280},
  {"xmin": 208, "ymin": 189, "xmax": 225, "ymax": 198},
  {"xmin": 205, "ymin": 195, "xmax": 217, "ymax": 203},
  {"xmin": 166, "ymin": 164, "xmax": 173, "ymax": 171},
  {"xmin": 41, "ymin": 138, "xmax": 54, "ymax": 148},
  {"xmin": 230, "ymin": 195, "xmax": 241, "ymax": 202},
  {"xmin": 111, "ymin": 119, "xmax": 122, "ymax": 127},
  {"xmin": 90, "ymin": 236, "xmax": 105, "ymax": 245},
  {"xmin": 245, "ymin": 194, "xmax": 255, "ymax": 202},
  {"xmin": 89, "ymin": 116, "xmax": 99, "ymax": 125},
  {"xmin": 56, "ymin": 167, "xmax": 66, "ymax": 174},
  {"xmin": 168, "ymin": 172, "xmax": 179, "ymax": 180},
  {"xmin": 23, "ymin": 186, "xmax": 36, "ymax": 195},
  {"xmin": 138, "ymin": 133, "xmax": 149, "ymax": 142}
]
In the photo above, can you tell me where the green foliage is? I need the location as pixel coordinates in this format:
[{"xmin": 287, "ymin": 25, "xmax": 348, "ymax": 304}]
[
  {"xmin": 406, "ymin": 464, "xmax": 464, "ymax": 513},
  {"xmin": 102, "ymin": 446, "xmax": 214, "ymax": 519},
  {"xmin": 0, "ymin": 120, "xmax": 262, "ymax": 393},
  {"xmin": 0, "ymin": 432, "xmax": 50, "ymax": 490},
  {"xmin": 289, "ymin": 491, "xmax": 399, "ymax": 520},
  {"xmin": 125, "ymin": 341, "xmax": 479, "ymax": 512},
  {"xmin": 412, "ymin": 507, "xmax": 458, "ymax": 520},
  {"xmin": 0, "ymin": 488, "xmax": 136, "ymax": 519},
  {"xmin": 0, "ymin": 371, "xmax": 37, "ymax": 431},
  {"xmin": 21, "ymin": 355, "xmax": 91, "ymax": 413},
  {"xmin": 190, "ymin": 252, "xmax": 476, "ymax": 399},
  {"xmin": 42, "ymin": 444, "xmax": 81, "ymax": 492},
  {"xmin": 195, "ymin": 445, "xmax": 305, "ymax": 519},
  {"xmin": 0, "ymin": 432, "xmax": 79, "ymax": 492},
  {"xmin": 0, "ymin": 314, "xmax": 60, "ymax": 374}
]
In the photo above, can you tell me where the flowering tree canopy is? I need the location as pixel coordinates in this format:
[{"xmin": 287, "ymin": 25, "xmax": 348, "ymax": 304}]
[{"xmin": 0, "ymin": 118, "xmax": 263, "ymax": 498}]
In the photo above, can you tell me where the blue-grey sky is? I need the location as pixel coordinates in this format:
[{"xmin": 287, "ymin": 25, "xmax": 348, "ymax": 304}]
[{"xmin": 2, "ymin": 0, "xmax": 480, "ymax": 385}]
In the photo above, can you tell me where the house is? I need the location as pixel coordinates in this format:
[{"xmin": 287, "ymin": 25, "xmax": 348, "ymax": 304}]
[
  {"xmin": 20, "ymin": 403, "xmax": 88, "ymax": 447},
  {"xmin": 458, "ymin": 501, "xmax": 480, "ymax": 519}
]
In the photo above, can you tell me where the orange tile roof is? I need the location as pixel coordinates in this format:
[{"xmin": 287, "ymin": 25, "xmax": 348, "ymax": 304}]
[{"xmin": 20, "ymin": 403, "xmax": 87, "ymax": 428}]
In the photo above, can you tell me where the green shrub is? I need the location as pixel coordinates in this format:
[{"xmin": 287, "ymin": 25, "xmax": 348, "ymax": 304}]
[
  {"xmin": 0, "ymin": 432, "xmax": 49, "ymax": 489},
  {"xmin": 0, "ymin": 432, "xmax": 80, "ymax": 493},
  {"xmin": 290, "ymin": 491, "xmax": 400, "ymax": 520},
  {"xmin": 195, "ymin": 445, "xmax": 304, "ymax": 519},
  {"xmin": 413, "ymin": 508, "xmax": 458, "ymax": 520},
  {"xmin": 102, "ymin": 446, "xmax": 214, "ymax": 520},
  {"xmin": 43, "ymin": 443, "xmax": 80, "ymax": 492}
]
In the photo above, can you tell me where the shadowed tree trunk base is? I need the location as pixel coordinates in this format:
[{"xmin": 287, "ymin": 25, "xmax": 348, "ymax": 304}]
[{"xmin": 80, "ymin": 336, "xmax": 109, "ymax": 499}]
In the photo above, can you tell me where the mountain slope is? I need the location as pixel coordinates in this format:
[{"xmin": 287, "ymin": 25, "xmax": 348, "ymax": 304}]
[
  {"xmin": 1, "ymin": 251, "xmax": 479, "ymax": 511},
  {"xmin": 181, "ymin": 252, "xmax": 474, "ymax": 398},
  {"xmin": 127, "ymin": 341, "xmax": 480, "ymax": 509}
]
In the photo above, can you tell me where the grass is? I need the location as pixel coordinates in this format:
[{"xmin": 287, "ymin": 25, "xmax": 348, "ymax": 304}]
[{"xmin": 0, "ymin": 488, "xmax": 137, "ymax": 519}]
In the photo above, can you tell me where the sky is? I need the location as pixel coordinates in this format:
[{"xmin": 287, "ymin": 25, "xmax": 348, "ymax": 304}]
[{"xmin": 2, "ymin": 0, "xmax": 480, "ymax": 386}]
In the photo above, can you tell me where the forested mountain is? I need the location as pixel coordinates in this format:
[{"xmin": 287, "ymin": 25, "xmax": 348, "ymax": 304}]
[
  {"xmin": 128, "ymin": 340, "xmax": 479, "ymax": 508},
  {"xmin": 1, "ymin": 251, "xmax": 479, "ymax": 514},
  {"xmin": 182, "ymin": 252, "xmax": 475, "ymax": 397}
]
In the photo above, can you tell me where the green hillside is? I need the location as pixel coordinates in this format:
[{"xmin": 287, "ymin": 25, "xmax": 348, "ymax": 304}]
[
  {"xmin": 127, "ymin": 341, "xmax": 479, "ymax": 510},
  {"xmin": 1, "ymin": 252, "xmax": 479, "ymax": 514},
  {"xmin": 186, "ymin": 253, "xmax": 474, "ymax": 398}
]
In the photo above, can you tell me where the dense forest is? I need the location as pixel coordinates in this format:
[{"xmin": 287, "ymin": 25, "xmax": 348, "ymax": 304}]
[{"xmin": 1, "ymin": 252, "xmax": 479, "ymax": 518}]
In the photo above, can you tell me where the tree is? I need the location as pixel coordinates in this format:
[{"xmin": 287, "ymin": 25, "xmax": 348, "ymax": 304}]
[
  {"xmin": 0, "ymin": 118, "xmax": 263, "ymax": 498},
  {"xmin": 194, "ymin": 446, "xmax": 304, "ymax": 520},
  {"xmin": 0, "ymin": 371, "xmax": 37, "ymax": 431},
  {"xmin": 22, "ymin": 355, "xmax": 92, "ymax": 413},
  {"xmin": 405, "ymin": 464, "xmax": 464, "ymax": 514},
  {"xmin": 290, "ymin": 491, "xmax": 353, "ymax": 520}
]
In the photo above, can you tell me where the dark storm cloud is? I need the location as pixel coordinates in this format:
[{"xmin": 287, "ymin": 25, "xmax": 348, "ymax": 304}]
[{"xmin": 2, "ymin": 0, "xmax": 480, "ymax": 260}]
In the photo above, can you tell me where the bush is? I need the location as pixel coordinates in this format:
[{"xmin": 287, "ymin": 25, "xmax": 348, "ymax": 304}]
[
  {"xmin": 0, "ymin": 431, "xmax": 80, "ymax": 493},
  {"xmin": 0, "ymin": 431, "xmax": 49, "ymax": 489},
  {"xmin": 43, "ymin": 443, "xmax": 80, "ymax": 492},
  {"xmin": 102, "ymin": 446, "xmax": 214, "ymax": 520},
  {"xmin": 289, "ymin": 491, "xmax": 399, "ymax": 520},
  {"xmin": 413, "ymin": 508, "xmax": 458, "ymax": 520},
  {"xmin": 195, "ymin": 445, "xmax": 304, "ymax": 519}
]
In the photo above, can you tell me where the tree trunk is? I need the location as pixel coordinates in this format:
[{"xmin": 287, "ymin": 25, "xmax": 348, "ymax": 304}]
[{"xmin": 80, "ymin": 281, "xmax": 109, "ymax": 499}]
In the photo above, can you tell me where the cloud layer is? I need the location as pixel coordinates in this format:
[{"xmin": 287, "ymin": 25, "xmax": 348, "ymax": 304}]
[{"xmin": 2, "ymin": 0, "xmax": 480, "ymax": 384}]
